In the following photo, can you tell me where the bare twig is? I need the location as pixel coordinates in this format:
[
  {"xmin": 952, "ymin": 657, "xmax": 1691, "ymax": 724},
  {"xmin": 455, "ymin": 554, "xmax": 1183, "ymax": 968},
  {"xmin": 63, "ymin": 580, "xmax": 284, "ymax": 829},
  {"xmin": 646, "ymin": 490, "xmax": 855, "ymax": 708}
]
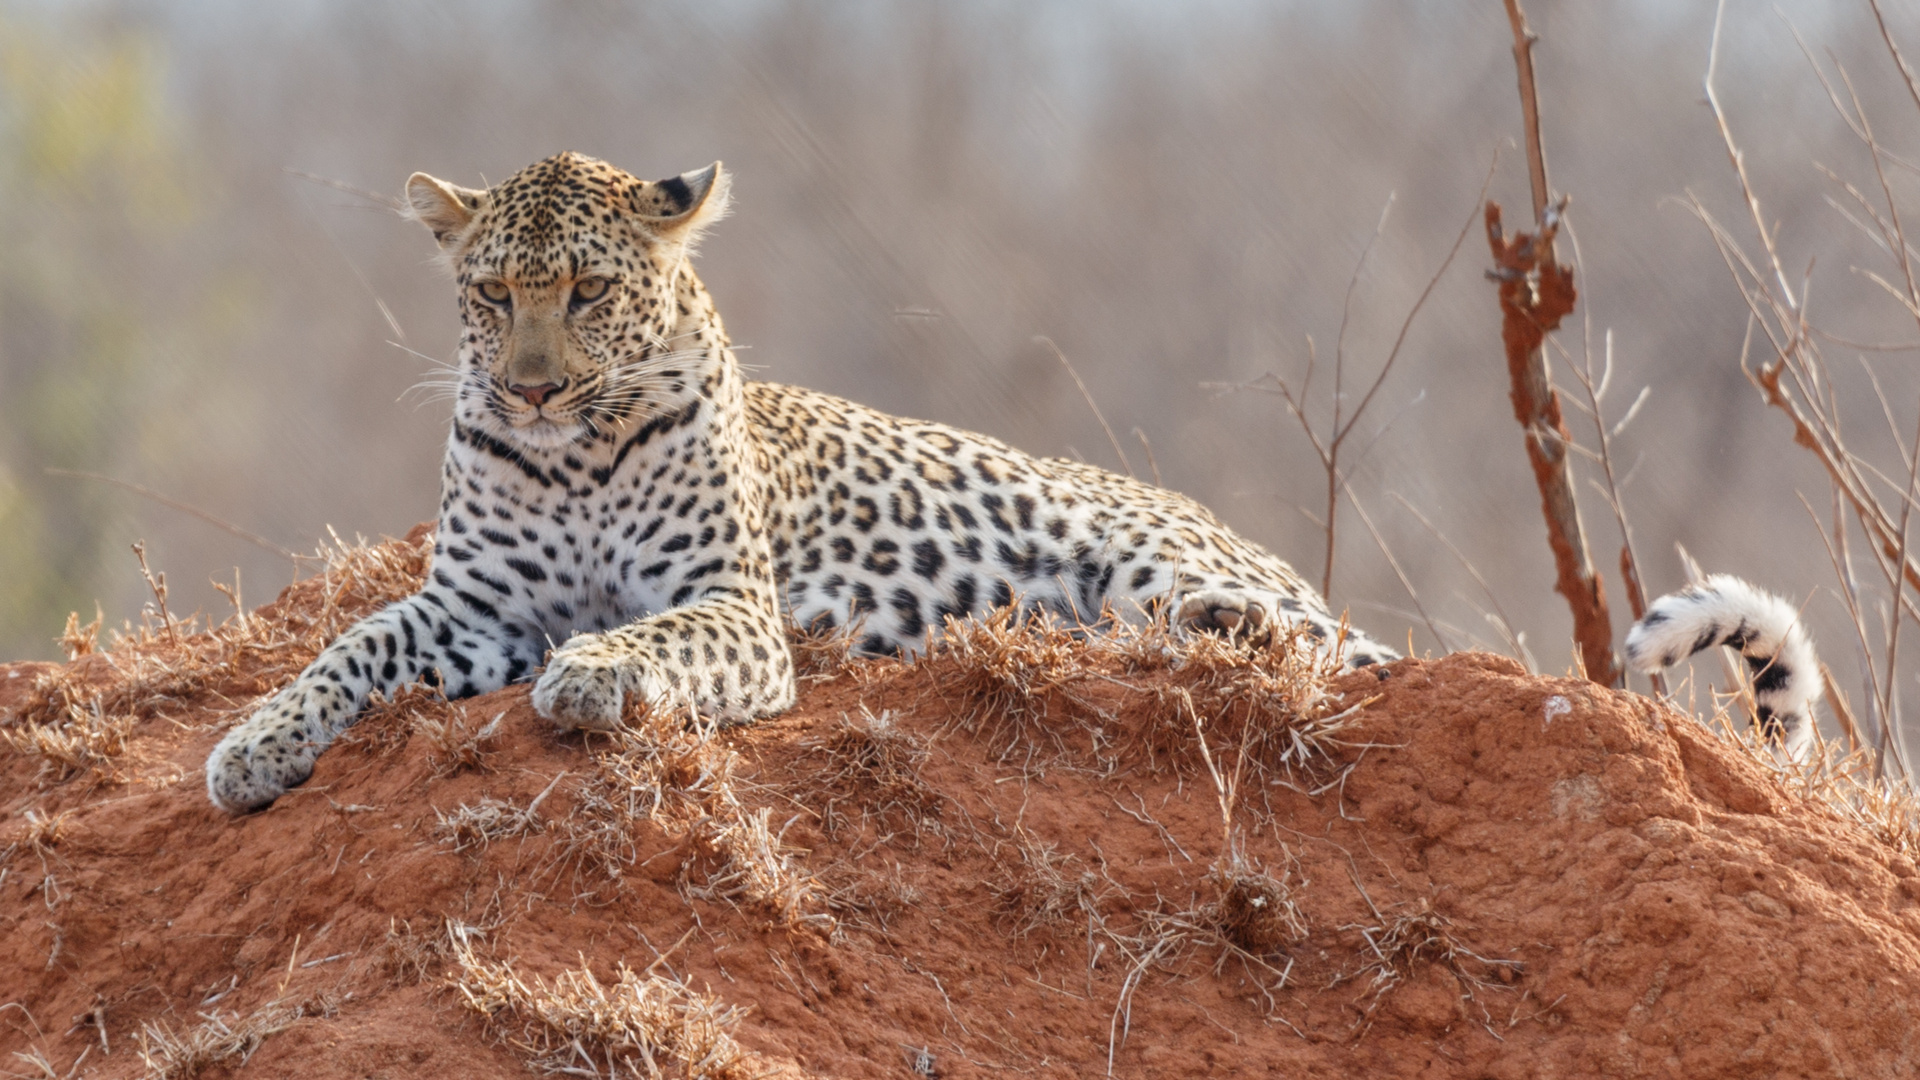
[
  {"xmin": 1131, "ymin": 428, "xmax": 1163, "ymax": 488},
  {"xmin": 1210, "ymin": 155, "xmax": 1492, "ymax": 600},
  {"xmin": 1038, "ymin": 336, "xmax": 1132, "ymax": 478},
  {"xmin": 1344, "ymin": 485, "xmax": 1450, "ymax": 652},
  {"xmin": 130, "ymin": 542, "xmax": 177, "ymax": 645},
  {"xmin": 46, "ymin": 469, "xmax": 298, "ymax": 562}
]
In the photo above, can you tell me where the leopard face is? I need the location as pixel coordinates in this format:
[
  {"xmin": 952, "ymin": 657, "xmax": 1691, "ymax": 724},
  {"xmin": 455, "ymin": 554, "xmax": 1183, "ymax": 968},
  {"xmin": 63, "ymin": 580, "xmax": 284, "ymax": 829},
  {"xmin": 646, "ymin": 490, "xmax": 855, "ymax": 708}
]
[{"xmin": 405, "ymin": 151, "xmax": 732, "ymax": 451}]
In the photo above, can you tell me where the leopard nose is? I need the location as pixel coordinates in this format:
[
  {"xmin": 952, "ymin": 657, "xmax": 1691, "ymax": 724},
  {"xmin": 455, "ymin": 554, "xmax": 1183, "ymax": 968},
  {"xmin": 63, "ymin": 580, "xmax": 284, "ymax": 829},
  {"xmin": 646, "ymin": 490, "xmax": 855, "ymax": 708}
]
[{"xmin": 511, "ymin": 381, "xmax": 563, "ymax": 406}]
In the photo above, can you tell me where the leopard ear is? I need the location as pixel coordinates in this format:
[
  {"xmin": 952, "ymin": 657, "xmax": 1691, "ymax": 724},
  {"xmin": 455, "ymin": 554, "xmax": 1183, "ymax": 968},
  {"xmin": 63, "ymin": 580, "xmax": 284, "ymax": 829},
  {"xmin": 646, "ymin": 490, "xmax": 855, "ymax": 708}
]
[
  {"xmin": 633, "ymin": 162, "xmax": 730, "ymax": 244},
  {"xmin": 406, "ymin": 172, "xmax": 487, "ymax": 251}
]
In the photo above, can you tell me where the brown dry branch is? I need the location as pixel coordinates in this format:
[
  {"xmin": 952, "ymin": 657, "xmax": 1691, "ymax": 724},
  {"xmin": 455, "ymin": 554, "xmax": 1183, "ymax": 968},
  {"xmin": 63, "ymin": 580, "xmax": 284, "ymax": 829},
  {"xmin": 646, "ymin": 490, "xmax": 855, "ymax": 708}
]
[
  {"xmin": 1489, "ymin": 0, "xmax": 1616, "ymax": 687},
  {"xmin": 1553, "ymin": 235, "xmax": 1662, "ymax": 693}
]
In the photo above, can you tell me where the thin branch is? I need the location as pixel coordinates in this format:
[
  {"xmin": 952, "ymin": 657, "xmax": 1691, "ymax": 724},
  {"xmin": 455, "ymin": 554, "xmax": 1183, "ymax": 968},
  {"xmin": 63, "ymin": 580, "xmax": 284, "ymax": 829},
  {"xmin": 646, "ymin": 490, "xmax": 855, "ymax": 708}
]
[
  {"xmin": 45, "ymin": 468, "xmax": 299, "ymax": 562},
  {"xmin": 1389, "ymin": 492, "xmax": 1528, "ymax": 666},
  {"xmin": 1037, "ymin": 337, "xmax": 1132, "ymax": 479},
  {"xmin": 1131, "ymin": 429, "xmax": 1163, "ymax": 488},
  {"xmin": 282, "ymin": 167, "xmax": 409, "ymax": 212},
  {"xmin": 1344, "ymin": 484, "xmax": 1450, "ymax": 653}
]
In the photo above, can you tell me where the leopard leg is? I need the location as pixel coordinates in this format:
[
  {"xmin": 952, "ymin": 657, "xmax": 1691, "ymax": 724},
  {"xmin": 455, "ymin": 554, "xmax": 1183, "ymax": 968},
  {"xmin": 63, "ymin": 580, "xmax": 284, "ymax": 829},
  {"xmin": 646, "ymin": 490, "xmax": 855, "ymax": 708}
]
[
  {"xmin": 532, "ymin": 592, "xmax": 796, "ymax": 729},
  {"xmin": 205, "ymin": 589, "xmax": 537, "ymax": 813}
]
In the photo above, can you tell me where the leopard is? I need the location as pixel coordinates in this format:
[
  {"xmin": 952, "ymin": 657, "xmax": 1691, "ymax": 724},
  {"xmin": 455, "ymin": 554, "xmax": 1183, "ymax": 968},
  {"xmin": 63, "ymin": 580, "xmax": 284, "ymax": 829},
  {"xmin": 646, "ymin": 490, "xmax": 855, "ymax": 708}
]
[{"xmin": 205, "ymin": 150, "xmax": 1399, "ymax": 813}]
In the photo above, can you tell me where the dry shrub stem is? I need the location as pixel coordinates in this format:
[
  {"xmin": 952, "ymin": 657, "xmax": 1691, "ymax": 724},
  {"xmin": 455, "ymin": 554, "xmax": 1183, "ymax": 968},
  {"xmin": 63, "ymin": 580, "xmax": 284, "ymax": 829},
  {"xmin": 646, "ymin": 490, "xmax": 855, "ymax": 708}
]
[
  {"xmin": 1488, "ymin": 0, "xmax": 1616, "ymax": 687},
  {"xmin": 1206, "ymin": 158, "xmax": 1494, "ymax": 606}
]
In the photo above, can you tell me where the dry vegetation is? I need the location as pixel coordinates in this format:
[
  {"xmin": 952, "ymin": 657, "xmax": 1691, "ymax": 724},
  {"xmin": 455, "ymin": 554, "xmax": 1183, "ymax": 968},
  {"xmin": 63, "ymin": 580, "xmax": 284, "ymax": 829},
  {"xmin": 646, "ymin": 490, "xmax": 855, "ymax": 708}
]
[
  {"xmin": 1, "ymin": 530, "xmax": 431, "ymax": 791},
  {"xmin": 135, "ymin": 996, "xmax": 339, "ymax": 1080},
  {"xmin": 449, "ymin": 924, "xmax": 756, "ymax": 1080}
]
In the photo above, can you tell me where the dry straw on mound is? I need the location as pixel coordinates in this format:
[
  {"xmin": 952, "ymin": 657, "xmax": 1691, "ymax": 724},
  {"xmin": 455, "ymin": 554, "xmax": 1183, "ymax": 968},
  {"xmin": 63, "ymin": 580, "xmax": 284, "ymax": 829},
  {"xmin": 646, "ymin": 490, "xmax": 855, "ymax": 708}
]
[
  {"xmin": 2, "ymin": 529, "xmax": 431, "ymax": 789},
  {"xmin": 448, "ymin": 924, "xmax": 756, "ymax": 1080}
]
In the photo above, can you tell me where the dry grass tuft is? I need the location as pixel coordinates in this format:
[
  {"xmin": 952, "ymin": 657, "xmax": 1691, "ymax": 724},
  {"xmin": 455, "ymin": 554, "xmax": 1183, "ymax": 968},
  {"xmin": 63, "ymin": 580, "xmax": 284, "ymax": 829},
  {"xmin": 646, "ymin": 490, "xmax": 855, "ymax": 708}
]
[
  {"xmin": 800, "ymin": 707, "xmax": 939, "ymax": 841},
  {"xmin": 1706, "ymin": 708, "xmax": 1920, "ymax": 859},
  {"xmin": 0, "ymin": 702, "xmax": 137, "ymax": 787},
  {"xmin": 134, "ymin": 995, "xmax": 337, "ymax": 1080},
  {"xmin": 1210, "ymin": 847, "xmax": 1308, "ymax": 953},
  {"xmin": 990, "ymin": 830, "xmax": 1102, "ymax": 940},
  {"xmin": 381, "ymin": 917, "xmax": 454, "ymax": 985},
  {"xmin": 785, "ymin": 617, "xmax": 867, "ymax": 682},
  {"xmin": 414, "ymin": 704, "xmax": 504, "ymax": 777},
  {"xmin": 334, "ymin": 681, "xmax": 443, "ymax": 757},
  {"xmin": 3, "ymin": 531, "xmax": 431, "ymax": 787},
  {"xmin": 817, "ymin": 860, "xmax": 922, "ymax": 934},
  {"xmin": 916, "ymin": 608, "xmax": 1369, "ymax": 784},
  {"xmin": 59, "ymin": 608, "xmax": 102, "ymax": 661},
  {"xmin": 550, "ymin": 716, "xmax": 828, "ymax": 929},
  {"xmin": 692, "ymin": 807, "xmax": 829, "ymax": 930},
  {"xmin": 1342, "ymin": 897, "xmax": 1520, "ymax": 1030},
  {"xmin": 2, "ymin": 807, "xmax": 77, "ymax": 869},
  {"xmin": 448, "ymin": 925, "xmax": 756, "ymax": 1080},
  {"xmin": 436, "ymin": 773, "xmax": 564, "ymax": 855}
]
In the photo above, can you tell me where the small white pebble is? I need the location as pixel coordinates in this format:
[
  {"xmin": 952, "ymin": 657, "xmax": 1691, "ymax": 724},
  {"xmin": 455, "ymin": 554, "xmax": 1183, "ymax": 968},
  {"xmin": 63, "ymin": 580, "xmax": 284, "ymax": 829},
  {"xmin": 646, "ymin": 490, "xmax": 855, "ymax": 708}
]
[{"xmin": 1543, "ymin": 695, "xmax": 1572, "ymax": 729}]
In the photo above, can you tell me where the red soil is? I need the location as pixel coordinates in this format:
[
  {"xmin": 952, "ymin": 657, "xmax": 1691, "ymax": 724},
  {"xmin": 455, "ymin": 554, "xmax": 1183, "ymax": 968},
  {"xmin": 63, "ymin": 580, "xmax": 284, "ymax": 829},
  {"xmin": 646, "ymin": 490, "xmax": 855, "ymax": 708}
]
[{"xmin": 3, "ymin": 531, "xmax": 1919, "ymax": 1078}]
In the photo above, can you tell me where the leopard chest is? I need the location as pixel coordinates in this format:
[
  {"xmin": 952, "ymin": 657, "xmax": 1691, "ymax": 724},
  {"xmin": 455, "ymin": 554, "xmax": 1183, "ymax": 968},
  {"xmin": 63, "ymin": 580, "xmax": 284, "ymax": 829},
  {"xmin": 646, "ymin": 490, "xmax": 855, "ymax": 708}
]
[{"xmin": 434, "ymin": 423, "xmax": 736, "ymax": 640}]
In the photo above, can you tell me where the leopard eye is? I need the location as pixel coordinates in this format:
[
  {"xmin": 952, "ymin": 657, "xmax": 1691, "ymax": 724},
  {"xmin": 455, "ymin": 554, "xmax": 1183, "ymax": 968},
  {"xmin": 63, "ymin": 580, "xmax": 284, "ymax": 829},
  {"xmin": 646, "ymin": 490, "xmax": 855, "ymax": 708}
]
[
  {"xmin": 571, "ymin": 276, "xmax": 611, "ymax": 308},
  {"xmin": 476, "ymin": 280, "xmax": 511, "ymax": 308}
]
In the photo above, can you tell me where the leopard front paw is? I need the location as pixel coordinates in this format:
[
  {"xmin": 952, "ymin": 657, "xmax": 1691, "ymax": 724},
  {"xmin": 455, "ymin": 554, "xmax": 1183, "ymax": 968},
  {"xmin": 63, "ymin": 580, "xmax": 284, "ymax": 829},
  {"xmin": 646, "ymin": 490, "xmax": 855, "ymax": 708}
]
[
  {"xmin": 1176, "ymin": 589, "xmax": 1272, "ymax": 645},
  {"xmin": 205, "ymin": 694, "xmax": 325, "ymax": 813},
  {"xmin": 533, "ymin": 637, "xmax": 635, "ymax": 731}
]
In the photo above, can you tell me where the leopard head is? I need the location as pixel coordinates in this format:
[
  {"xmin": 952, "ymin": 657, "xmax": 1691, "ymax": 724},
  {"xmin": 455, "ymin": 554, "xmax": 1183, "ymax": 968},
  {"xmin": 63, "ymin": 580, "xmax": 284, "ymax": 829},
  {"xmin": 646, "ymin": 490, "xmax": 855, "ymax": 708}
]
[{"xmin": 406, "ymin": 151, "xmax": 731, "ymax": 450}]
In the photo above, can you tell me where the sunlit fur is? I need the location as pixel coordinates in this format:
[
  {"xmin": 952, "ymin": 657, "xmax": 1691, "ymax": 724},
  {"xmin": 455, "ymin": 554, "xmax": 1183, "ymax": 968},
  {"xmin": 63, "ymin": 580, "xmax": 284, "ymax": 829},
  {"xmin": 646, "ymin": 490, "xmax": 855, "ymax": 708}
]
[{"xmin": 1626, "ymin": 574, "xmax": 1820, "ymax": 760}]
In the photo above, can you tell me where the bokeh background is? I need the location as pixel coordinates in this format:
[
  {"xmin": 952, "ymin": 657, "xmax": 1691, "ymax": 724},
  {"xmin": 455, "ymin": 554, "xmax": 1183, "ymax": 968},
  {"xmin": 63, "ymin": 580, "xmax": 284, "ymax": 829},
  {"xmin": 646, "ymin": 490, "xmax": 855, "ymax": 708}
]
[{"xmin": 6, "ymin": 0, "xmax": 1920, "ymax": 755}]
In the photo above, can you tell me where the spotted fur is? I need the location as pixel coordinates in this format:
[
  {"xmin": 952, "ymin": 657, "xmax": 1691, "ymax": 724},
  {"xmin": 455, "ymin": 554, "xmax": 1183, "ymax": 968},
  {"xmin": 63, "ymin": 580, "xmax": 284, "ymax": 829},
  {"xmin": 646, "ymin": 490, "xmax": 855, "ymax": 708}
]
[
  {"xmin": 205, "ymin": 152, "xmax": 1396, "ymax": 813},
  {"xmin": 1624, "ymin": 574, "xmax": 1819, "ymax": 759}
]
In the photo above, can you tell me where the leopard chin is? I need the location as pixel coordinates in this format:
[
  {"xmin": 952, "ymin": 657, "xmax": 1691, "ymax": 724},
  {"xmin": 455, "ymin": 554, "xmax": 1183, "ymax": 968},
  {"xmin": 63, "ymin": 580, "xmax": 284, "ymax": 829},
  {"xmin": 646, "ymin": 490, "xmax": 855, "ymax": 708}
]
[{"xmin": 477, "ymin": 406, "xmax": 583, "ymax": 450}]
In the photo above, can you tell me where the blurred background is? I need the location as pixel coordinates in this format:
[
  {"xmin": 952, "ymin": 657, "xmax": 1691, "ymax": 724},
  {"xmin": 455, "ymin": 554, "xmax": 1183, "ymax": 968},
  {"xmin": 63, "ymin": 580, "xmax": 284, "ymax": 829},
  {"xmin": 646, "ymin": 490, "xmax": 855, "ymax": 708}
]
[{"xmin": 6, "ymin": 0, "xmax": 1920, "ymax": 756}]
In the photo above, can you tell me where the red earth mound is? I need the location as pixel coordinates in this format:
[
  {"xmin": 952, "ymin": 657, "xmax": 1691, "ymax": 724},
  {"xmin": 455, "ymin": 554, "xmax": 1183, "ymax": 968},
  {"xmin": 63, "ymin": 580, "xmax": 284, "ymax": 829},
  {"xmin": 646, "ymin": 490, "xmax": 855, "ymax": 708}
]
[{"xmin": 3, "ymin": 530, "xmax": 1919, "ymax": 1078}]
